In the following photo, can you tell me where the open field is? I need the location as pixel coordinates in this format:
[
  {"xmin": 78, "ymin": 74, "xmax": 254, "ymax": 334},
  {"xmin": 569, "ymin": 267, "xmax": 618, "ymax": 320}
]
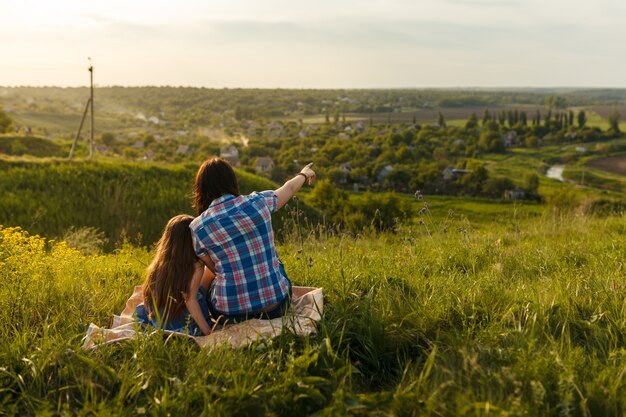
[
  {"xmin": 584, "ymin": 111, "xmax": 626, "ymax": 132},
  {"xmin": 588, "ymin": 105, "xmax": 626, "ymax": 119},
  {"xmin": 587, "ymin": 155, "xmax": 626, "ymax": 176},
  {"xmin": 1, "ymin": 212, "xmax": 625, "ymax": 416},
  {"xmin": 10, "ymin": 111, "xmax": 136, "ymax": 137},
  {"xmin": 296, "ymin": 106, "xmax": 552, "ymax": 126}
]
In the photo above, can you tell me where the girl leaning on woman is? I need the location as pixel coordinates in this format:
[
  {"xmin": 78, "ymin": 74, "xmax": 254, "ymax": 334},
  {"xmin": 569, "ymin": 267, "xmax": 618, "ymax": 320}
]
[{"xmin": 135, "ymin": 157, "xmax": 315, "ymax": 335}]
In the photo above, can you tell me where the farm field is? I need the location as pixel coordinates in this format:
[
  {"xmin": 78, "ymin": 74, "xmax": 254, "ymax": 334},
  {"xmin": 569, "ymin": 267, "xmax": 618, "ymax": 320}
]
[
  {"xmin": 587, "ymin": 155, "xmax": 626, "ymax": 176},
  {"xmin": 1, "ymin": 212, "xmax": 625, "ymax": 416}
]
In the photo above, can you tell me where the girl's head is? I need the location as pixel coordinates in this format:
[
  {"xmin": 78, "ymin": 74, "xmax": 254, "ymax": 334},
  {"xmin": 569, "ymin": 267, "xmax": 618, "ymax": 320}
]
[
  {"xmin": 143, "ymin": 214, "xmax": 198, "ymax": 319},
  {"xmin": 193, "ymin": 157, "xmax": 240, "ymax": 215}
]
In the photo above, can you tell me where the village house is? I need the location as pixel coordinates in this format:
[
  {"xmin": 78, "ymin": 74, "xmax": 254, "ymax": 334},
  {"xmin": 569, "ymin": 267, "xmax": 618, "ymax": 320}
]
[
  {"xmin": 504, "ymin": 189, "xmax": 526, "ymax": 200},
  {"xmin": 502, "ymin": 131, "xmax": 518, "ymax": 147},
  {"xmin": 141, "ymin": 151, "xmax": 155, "ymax": 161},
  {"xmin": 176, "ymin": 145, "xmax": 191, "ymax": 156},
  {"xmin": 255, "ymin": 157, "xmax": 275, "ymax": 174},
  {"xmin": 220, "ymin": 145, "xmax": 240, "ymax": 167},
  {"xmin": 442, "ymin": 166, "xmax": 473, "ymax": 181},
  {"xmin": 377, "ymin": 165, "xmax": 394, "ymax": 183},
  {"xmin": 337, "ymin": 164, "xmax": 353, "ymax": 185},
  {"xmin": 267, "ymin": 121, "xmax": 284, "ymax": 132}
]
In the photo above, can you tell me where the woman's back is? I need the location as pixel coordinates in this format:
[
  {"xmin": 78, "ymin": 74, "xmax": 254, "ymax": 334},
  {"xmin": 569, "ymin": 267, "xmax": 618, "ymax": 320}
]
[{"xmin": 190, "ymin": 191, "xmax": 289, "ymax": 315}]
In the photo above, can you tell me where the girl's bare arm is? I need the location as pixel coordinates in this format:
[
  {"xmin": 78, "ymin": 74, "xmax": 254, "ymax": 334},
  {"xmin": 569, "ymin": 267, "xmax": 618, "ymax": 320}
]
[{"xmin": 185, "ymin": 265, "xmax": 212, "ymax": 335}]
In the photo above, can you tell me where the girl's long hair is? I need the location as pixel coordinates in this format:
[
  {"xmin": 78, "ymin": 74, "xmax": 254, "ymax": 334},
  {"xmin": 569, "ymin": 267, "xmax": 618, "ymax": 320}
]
[{"xmin": 142, "ymin": 214, "xmax": 198, "ymax": 320}]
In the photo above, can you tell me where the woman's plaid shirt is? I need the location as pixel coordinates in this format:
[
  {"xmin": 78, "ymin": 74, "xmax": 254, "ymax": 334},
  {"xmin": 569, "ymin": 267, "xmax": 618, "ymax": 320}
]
[{"xmin": 190, "ymin": 191, "xmax": 290, "ymax": 315}]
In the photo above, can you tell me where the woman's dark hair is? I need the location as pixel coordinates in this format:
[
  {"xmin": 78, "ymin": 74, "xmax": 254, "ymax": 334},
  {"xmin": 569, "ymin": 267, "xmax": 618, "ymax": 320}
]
[
  {"xmin": 142, "ymin": 214, "xmax": 198, "ymax": 320},
  {"xmin": 193, "ymin": 157, "xmax": 240, "ymax": 215}
]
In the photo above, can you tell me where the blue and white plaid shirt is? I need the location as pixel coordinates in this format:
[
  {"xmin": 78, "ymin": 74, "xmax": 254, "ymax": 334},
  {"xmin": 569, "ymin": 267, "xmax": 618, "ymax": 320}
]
[{"xmin": 189, "ymin": 191, "xmax": 290, "ymax": 315}]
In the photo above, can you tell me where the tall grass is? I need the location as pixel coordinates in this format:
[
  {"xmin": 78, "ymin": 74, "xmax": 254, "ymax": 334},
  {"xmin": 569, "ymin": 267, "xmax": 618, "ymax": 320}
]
[{"xmin": 1, "ymin": 210, "xmax": 625, "ymax": 416}]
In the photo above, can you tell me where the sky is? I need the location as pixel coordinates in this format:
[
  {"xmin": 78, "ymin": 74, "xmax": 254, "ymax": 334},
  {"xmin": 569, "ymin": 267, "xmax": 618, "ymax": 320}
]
[{"xmin": 1, "ymin": 0, "xmax": 625, "ymax": 88}]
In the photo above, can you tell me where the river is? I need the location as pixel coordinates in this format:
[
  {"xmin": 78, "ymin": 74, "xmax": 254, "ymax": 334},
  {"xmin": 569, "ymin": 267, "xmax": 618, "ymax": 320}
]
[{"xmin": 546, "ymin": 165, "xmax": 565, "ymax": 182}]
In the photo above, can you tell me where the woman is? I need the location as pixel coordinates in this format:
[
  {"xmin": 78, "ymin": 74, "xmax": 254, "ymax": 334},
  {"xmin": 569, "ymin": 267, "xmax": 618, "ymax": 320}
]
[{"xmin": 189, "ymin": 157, "xmax": 315, "ymax": 323}]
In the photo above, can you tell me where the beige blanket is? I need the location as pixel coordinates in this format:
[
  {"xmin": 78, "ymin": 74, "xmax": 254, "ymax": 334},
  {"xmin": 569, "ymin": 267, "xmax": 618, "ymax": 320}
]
[{"xmin": 82, "ymin": 286, "xmax": 323, "ymax": 349}]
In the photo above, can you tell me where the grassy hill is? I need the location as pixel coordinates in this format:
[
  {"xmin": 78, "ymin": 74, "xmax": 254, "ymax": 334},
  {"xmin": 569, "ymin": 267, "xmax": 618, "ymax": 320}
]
[
  {"xmin": 0, "ymin": 158, "xmax": 319, "ymax": 250},
  {"xmin": 0, "ymin": 136, "xmax": 67, "ymax": 158},
  {"xmin": 1, "ymin": 212, "xmax": 625, "ymax": 415}
]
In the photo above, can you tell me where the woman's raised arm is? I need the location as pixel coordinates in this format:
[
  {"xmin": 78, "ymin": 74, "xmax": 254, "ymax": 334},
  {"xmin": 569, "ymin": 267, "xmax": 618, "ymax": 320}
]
[{"xmin": 275, "ymin": 163, "xmax": 315, "ymax": 209}]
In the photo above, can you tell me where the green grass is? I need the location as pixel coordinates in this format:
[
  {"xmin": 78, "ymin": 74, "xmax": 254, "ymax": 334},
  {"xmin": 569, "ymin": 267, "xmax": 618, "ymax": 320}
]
[
  {"xmin": 563, "ymin": 166, "xmax": 626, "ymax": 193},
  {"xmin": 1, "ymin": 211, "xmax": 626, "ymax": 416},
  {"xmin": 0, "ymin": 136, "xmax": 68, "ymax": 158}
]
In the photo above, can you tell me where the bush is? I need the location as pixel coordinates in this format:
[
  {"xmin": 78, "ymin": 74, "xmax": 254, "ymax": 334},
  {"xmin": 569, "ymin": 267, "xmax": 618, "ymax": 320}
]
[
  {"xmin": 0, "ymin": 110, "xmax": 12, "ymax": 133},
  {"xmin": 579, "ymin": 198, "xmax": 626, "ymax": 217},
  {"xmin": 545, "ymin": 187, "xmax": 580, "ymax": 215},
  {"xmin": 62, "ymin": 226, "xmax": 108, "ymax": 255}
]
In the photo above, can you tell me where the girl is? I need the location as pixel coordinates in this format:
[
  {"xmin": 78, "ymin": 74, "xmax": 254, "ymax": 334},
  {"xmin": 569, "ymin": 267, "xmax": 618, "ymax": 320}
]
[
  {"xmin": 189, "ymin": 157, "xmax": 315, "ymax": 323},
  {"xmin": 135, "ymin": 214, "xmax": 214, "ymax": 335}
]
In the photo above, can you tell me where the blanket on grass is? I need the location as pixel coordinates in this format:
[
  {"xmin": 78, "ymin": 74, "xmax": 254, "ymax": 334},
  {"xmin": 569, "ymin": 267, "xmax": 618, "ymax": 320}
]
[{"xmin": 82, "ymin": 286, "xmax": 323, "ymax": 349}]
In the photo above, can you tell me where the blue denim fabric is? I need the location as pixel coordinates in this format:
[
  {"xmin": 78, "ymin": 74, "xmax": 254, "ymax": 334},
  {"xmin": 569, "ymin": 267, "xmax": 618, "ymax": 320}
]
[{"xmin": 134, "ymin": 286, "xmax": 212, "ymax": 336}]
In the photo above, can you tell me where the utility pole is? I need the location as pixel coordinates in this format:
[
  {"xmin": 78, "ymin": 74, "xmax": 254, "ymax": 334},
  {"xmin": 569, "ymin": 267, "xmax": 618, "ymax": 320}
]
[
  {"xmin": 89, "ymin": 61, "xmax": 94, "ymax": 160},
  {"xmin": 69, "ymin": 58, "xmax": 95, "ymax": 160}
]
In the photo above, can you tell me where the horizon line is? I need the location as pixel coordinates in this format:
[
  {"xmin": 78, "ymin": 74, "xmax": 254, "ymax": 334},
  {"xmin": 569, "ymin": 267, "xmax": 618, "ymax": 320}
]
[{"xmin": 2, "ymin": 85, "xmax": 626, "ymax": 91}]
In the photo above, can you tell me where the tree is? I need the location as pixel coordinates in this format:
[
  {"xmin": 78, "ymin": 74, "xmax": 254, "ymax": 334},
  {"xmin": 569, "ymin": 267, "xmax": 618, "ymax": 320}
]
[
  {"xmin": 0, "ymin": 110, "xmax": 12, "ymax": 133},
  {"xmin": 525, "ymin": 135, "xmax": 539, "ymax": 148},
  {"xmin": 482, "ymin": 176, "xmax": 515, "ymax": 198},
  {"xmin": 608, "ymin": 110, "xmax": 621, "ymax": 133},
  {"xmin": 577, "ymin": 110, "xmax": 587, "ymax": 128},
  {"xmin": 544, "ymin": 110, "xmax": 552, "ymax": 129},
  {"xmin": 482, "ymin": 109, "xmax": 491, "ymax": 125},
  {"xmin": 522, "ymin": 173, "xmax": 540, "ymax": 194},
  {"xmin": 465, "ymin": 113, "xmax": 478, "ymax": 129},
  {"xmin": 305, "ymin": 179, "xmax": 348, "ymax": 223},
  {"xmin": 547, "ymin": 95, "xmax": 566, "ymax": 110},
  {"xmin": 478, "ymin": 125, "xmax": 505, "ymax": 153},
  {"xmin": 437, "ymin": 111, "xmax": 446, "ymax": 127},
  {"xmin": 100, "ymin": 132, "xmax": 116, "ymax": 146},
  {"xmin": 520, "ymin": 111, "xmax": 527, "ymax": 126},
  {"xmin": 234, "ymin": 105, "xmax": 243, "ymax": 121},
  {"xmin": 498, "ymin": 110, "xmax": 506, "ymax": 125}
]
